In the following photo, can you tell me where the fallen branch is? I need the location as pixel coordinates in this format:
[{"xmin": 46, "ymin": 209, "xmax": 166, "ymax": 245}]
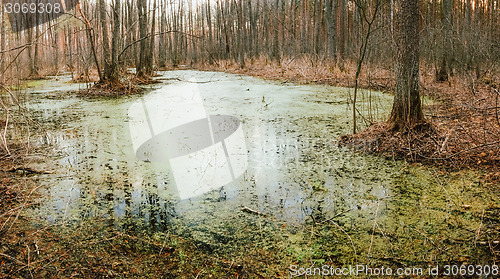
[
  {"xmin": 4, "ymin": 167, "xmax": 52, "ymax": 175},
  {"xmin": 241, "ymin": 206, "xmax": 267, "ymax": 217},
  {"xmin": 425, "ymin": 140, "xmax": 500, "ymax": 160}
]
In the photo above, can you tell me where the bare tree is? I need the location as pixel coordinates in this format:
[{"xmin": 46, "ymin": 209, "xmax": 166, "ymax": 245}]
[{"xmin": 352, "ymin": 0, "xmax": 382, "ymax": 134}]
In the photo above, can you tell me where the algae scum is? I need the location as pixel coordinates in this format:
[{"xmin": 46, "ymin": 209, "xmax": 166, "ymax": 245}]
[{"xmin": 25, "ymin": 71, "xmax": 497, "ymax": 274}]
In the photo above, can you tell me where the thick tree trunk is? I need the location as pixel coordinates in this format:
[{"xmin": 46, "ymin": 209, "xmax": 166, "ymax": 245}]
[
  {"xmin": 388, "ymin": 0, "xmax": 424, "ymax": 130},
  {"xmin": 148, "ymin": 0, "xmax": 156, "ymax": 70},
  {"xmin": 247, "ymin": 0, "xmax": 254, "ymax": 58}
]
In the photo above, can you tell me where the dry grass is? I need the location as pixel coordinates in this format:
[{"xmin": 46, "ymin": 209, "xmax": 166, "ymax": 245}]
[{"xmin": 189, "ymin": 55, "xmax": 394, "ymax": 91}]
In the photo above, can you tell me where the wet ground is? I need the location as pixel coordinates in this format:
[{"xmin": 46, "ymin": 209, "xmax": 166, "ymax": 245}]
[{"xmin": 18, "ymin": 70, "xmax": 498, "ymax": 276}]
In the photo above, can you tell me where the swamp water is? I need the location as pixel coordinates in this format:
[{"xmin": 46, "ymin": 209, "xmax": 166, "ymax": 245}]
[{"xmin": 23, "ymin": 71, "xmax": 496, "ymax": 269}]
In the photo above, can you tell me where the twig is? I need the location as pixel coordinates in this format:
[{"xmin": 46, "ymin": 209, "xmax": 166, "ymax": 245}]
[
  {"xmin": 26, "ymin": 244, "xmax": 34, "ymax": 279},
  {"xmin": 0, "ymin": 252, "xmax": 26, "ymax": 265},
  {"xmin": 315, "ymin": 210, "xmax": 351, "ymax": 224},
  {"xmin": 474, "ymin": 209, "xmax": 485, "ymax": 247},
  {"xmin": 0, "ymin": 96, "xmax": 10, "ymax": 155},
  {"xmin": 1, "ymin": 184, "xmax": 45, "ymax": 232},
  {"xmin": 429, "ymin": 140, "xmax": 500, "ymax": 160},
  {"xmin": 241, "ymin": 206, "xmax": 267, "ymax": 217},
  {"xmin": 328, "ymin": 219, "xmax": 357, "ymax": 259},
  {"xmin": 440, "ymin": 132, "xmax": 451, "ymax": 153},
  {"xmin": 368, "ymin": 201, "xmax": 380, "ymax": 257},
  {"xmin": 494, "ymin": 88, "xmax": 500, "ymax": 129},
  {"xmin": 4, "ymin": 167, "xmax": 53, "ymax": 175},
  {"xmin": 410, "ymin": 227, "xmax": 442, "ymax": 251}
]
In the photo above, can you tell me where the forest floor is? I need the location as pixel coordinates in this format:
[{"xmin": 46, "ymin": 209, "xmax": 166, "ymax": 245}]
[{"xmin": 0, "ymin": 59, "xmax": 499, "ymax": 277}]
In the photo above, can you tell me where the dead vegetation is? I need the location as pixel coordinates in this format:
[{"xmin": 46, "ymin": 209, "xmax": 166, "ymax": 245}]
[
  {"xmin": 191, "ymin": 55, "xmax": 394, "ymax": 91},
  {"xmin": 76, "ymin": 73, "xmax": 161, "ymax": 98},
  {"xmin": 342, "ymin": 73, "xmax": 500, "ymax": 179}
]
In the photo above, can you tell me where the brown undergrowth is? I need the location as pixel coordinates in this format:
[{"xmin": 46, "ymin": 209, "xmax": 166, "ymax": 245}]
[
  {"xmin": 342, "ymin": 76, "xmax": 500, "ymax": 180},
  {"xmin": 190, "ymin": 55, "xmax": 394, "ymax": 91},
  {"xmin": 79, "ymin": 78, "xmax": 142, "ymax": 97},
  {"xmin": 75, "ymin": 69, "xmax": 162, "ymax": 97}
]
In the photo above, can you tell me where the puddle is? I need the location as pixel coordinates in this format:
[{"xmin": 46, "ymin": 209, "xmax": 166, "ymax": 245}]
[{"xmin": 22, "ymin": 71, "xmax": 494, "ymax": 260}]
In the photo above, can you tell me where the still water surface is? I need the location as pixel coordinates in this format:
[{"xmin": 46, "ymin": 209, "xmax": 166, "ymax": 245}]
[{"xmin": 26, "ymin": 70, "xmax": 404, "ymax": 241}]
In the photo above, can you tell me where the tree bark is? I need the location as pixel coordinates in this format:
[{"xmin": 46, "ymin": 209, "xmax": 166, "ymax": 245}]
[
  {"xmin": 437, "ymin": 0, "xmax": 452, "ymax": 81},
  {"xmin": 137, "ymin": 0, "xmax": 149, "ymax": 76},
  {"xmin": 388, "ymin": 0, "xmax": 424, "ymax": 130},
  {"xmin": 110, "ymin": 0, "xmax": 121, "ymax": 81},
  {"xmin": 338, "ymin": 0, "xmax": 346, "ymax": 61},
  {"xmin": 159, "ymin": 0, "xmax": 167, "ymax": 68},
  {"xmin": 325, "ymin": 0, "xmax": 336, "ymax": 60},
  {"xmin": 99, "ymin": 0, "xmax": 111, "ymax": 81}
]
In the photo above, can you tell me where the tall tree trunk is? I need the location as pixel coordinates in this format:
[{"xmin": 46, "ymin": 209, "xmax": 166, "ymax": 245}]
[
  {"xmin": 206, "ymin": 0, "xmax": 214, "ymax": 62},
  {"xmin": 159, "ymin": 0, "xmax": 167, "ymax": 68},
  {"xmin": 33, "ymin": 13, "xmax": 40, "ymax": 77},
  {"xmin": 338, "ymin": 0, "xmax": 346, "ymax": 62},
  {"xmin": 66, "ymin": 25, "xmax": 74, "ymax": 79},
  {"xmin": 437, "ymin": 0, "xmax": 452, "ymax": 81},
  {"xmin": 149, "ymin": 0, "xmax": 156, "ymax": 71},
  {"xmin": 325, "ymin": 0, "xmax": 336, "ymax": 60},
  {"xmin": 272, "ymin": 0, "xmax": 280, "ymax": 61},
  {"xmin": 247, "ymin": 0, "xmax": 254, "ymax": 58},
  {"xmin": 0, "ymin": 7, "xmax": 4, "ymax": 82},
  {"xmin": 235, "ymin": 0, "xmax": 245, "ymax": 67},
  {"xmin": 110, "ymin": 0, "xmax": 121, "ymax": 81},
  {"xmin": 313, "ymin": 0, "xmax": 322, "ymax": 55},
  {"xmin": 99, "ymin": 0, "xmax": 111, "ymax": 81},
  {"xmin": 77, "ymin": 2, "xmax": 102, "ymax": 80},
  {"xmin": 137, "ymin": 0, "xmax": 148, "ymax": 76},
  {"xmin": 388, "ymin": 0, "xmax": 424, "ymax": 130},
  {"xmin": 53, "ymin": 28, "xmax": 59, "ymax": 73},
  {"xmin": 290, "ymin": 0, "xmax": 297, "ymax": 55}
]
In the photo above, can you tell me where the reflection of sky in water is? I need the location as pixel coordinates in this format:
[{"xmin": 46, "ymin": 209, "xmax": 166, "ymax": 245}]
[{"xmin": 28, "ymin": 70, "xmax": 396, "ymax": 231}]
